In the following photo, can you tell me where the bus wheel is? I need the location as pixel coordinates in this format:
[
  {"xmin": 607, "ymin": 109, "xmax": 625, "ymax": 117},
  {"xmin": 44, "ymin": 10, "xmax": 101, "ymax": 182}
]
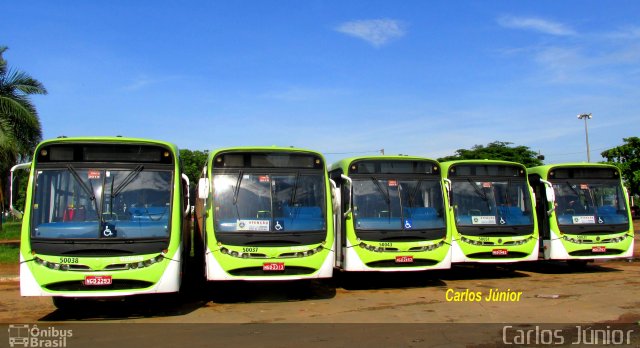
[{"xmin": 52, "ymin": 296, "xmax": 76, "ymax": 310}]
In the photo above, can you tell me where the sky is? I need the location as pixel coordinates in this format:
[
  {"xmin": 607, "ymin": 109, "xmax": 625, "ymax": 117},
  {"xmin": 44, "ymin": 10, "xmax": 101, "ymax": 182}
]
[{"xmin": 2, "ymin": 1, "xmax": 640, "ymax": 165}]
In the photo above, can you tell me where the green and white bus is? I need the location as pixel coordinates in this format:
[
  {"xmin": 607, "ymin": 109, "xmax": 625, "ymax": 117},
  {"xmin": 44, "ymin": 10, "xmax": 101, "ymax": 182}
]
[
  {"xmin": 441, "ymin": 160, "xmax": 538, "ymax": 263},
  {"xmin": 528, "ymin": 163, "xmax": 634, "ymax": 262},
  {"xmin": 329, "ymin": 156, "xmax": 451, "ymax": 271},
  {"xmin": 194, "ymin": 147, "xmax": 334, "ymax": 281},
  {"xmin": 16, "ymin": 137, "xmax": 191, "ymax": 307}
]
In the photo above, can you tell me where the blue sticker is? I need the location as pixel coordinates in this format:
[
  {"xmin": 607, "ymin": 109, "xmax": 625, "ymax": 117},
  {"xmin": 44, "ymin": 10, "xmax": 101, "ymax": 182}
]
[
  {"xmin": 274, "ymin": 220, "xmax": 285, "ymax": 231},
  {"xmin": 404, "ymin": 219, "xmax": 413, "ymax": 229}
]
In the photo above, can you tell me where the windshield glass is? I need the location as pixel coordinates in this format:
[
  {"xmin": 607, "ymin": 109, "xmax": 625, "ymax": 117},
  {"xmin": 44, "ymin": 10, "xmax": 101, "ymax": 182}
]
[
  {"xmin": 31, "ymin": 168, "xmax": 173, "ymax": 239},
  {"xmin": 451, "ymin": 179, "xmax": 533, "ymax": 226},
  {"xmin": 213, "ymin": 173, "xmax": 326, "ymax": 232},
  {"xmin": 554, "ymin": 181, "xmax": 629, "ymax": 225},
  {"xmin": 352, "ymin": 178, "xmax": 445, "ymax": 230}
]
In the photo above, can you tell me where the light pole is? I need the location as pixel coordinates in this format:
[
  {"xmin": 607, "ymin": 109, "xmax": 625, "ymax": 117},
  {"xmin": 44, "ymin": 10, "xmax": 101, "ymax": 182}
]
[{"xmin": 577, "ymin": 113, "xmax": 592, "ymax": 162}]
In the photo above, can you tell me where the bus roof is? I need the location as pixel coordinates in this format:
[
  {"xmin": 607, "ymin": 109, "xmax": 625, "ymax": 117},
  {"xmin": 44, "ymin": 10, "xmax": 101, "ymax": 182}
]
[
  {"xmin": 439, "ymin": 159, "xmax": 526, "ymax": 173},
  {"xmin": 329, "ymin": 155, "xmax": 439, "ymax": 173},
  {"xmin": 34, "ymin": 136, "xmax": 180, "ymax": 154},
  {"xmin": 206, "ymin": 146, "xmax": 327, "ymax": 163},
  {"xmin": 527, "ymin": 162, "xmax": 621, "ymax": 177}
]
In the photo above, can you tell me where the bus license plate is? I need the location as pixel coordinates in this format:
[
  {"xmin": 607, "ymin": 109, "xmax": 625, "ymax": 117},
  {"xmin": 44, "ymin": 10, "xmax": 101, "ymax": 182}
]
[
  {"xmin": 84, "ymin": 275, "xmax": 112, "ymax": 286},
  {"xmin": 592, "ymin": 246, "xmax": 606, "ymax": 253},
  {"xmin": 263, "ymin": 262, "xmax": 285, "ymax": 271},
  {"xmin": 395, "ymin": 256, "xmax": 414, "ymax": 263},
  {"xmin": 492, "ymin": 249, "xmax": 508, "ymax": 256}
]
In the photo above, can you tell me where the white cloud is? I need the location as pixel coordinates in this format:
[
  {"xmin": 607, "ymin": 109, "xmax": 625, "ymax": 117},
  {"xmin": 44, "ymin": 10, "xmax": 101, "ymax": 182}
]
[
  {"xmin": 498, "ymin": 16, "xmax": 576, "ymax": 36},
  {"xmin": 335, "ymin": 19, "xmax": 406, "ymax": 47}
]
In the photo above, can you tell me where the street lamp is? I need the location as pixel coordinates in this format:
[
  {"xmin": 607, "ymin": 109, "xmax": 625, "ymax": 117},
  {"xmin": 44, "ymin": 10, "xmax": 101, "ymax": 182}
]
[{"xmin": 577, "ymin": 113, "xmax": 592, "ymax": 162}]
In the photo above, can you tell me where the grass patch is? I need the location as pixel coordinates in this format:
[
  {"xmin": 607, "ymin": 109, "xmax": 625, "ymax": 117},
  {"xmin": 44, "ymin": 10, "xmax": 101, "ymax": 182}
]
[
  {"xmin": 0, "ymin": 221, "xmax": 22, "ymax": 240},
  {"xmin": 0, "ymin": 244, "xmax": 19, "ymax": 264}
]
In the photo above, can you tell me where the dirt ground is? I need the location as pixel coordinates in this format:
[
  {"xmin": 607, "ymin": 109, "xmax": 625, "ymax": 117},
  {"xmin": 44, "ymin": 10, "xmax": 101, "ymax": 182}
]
[{"xmin": 0, "ymin": 222, "xmax": 638, "ymax": 347}]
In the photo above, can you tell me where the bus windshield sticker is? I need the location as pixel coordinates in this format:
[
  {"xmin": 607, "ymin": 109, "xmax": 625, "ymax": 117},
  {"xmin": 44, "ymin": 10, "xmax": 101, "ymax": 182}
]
[
  {"xmin": 482, "ymin": 182, "xmax": 492, "ymax": 188},
  {"xmin": 388, "ymin": 179, "xmax": 398, "ymax": 187},
  {"xmin": 274, "ymin": 220, "xmax": 285, "ymax": 231},
  {"xmin": 88, "ymin": 170, "xmax": 101, "ymax": 179},
  {"xmin": 259, "ymin": 175, "xmax": 269, "ymax": 183},
  {"xmin": 237, "ymin": 220, "xmax": 270, "ymax": 231},
  {"xmin": 580, "ymin": 184, "xmax": 588, "ymax": 189},
  {"xmin": 472, "ymin": 216, "xmax": 496, "ymax": 225},
  {"xmin": 572, "ymin": 216, "xmax": 595, "ymax": 224}
]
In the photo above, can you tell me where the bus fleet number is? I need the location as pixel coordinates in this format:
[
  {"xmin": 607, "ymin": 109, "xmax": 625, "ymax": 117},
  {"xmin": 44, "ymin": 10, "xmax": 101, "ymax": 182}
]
[
  {"xmin": 243, "ymin": 247, "xmax": 258, "ymax": 253},
  {"xmin": 60, "ymin": 257, "xmax": 79, "ymax": 264}
]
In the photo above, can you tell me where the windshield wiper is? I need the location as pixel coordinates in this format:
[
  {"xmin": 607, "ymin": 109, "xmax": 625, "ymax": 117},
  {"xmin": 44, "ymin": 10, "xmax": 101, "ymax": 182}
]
[
  {"xmin": 290, "ymin": 172, "xmax": 300, "ymax": 206},
  {"xmin": 111, "ymin": 165, "xmax": 144, "ymax": 198},
  {"xmin": 233, "ymin": 170, "xmax": 244, "ymax": 205},
  {"xmin": 67, "ymin": 165, "xmax": 100, "ymax": 218},
  {"xmin": 67, "ymin": 164, "xmax": 104, "ymax": 226},
  {"xmin": 371, "ymin": 177, "xmax": 392, "ymax": 219},
  {"xmin": 407, "ymin": 180, "xmax": 423, "ymax": 208}
]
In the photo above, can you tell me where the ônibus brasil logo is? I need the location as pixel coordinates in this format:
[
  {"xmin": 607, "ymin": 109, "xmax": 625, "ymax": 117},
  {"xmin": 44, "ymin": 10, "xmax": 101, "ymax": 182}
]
[{"xmin": 8, "ymin": 324, "xmax": 73, "ymax": 347}]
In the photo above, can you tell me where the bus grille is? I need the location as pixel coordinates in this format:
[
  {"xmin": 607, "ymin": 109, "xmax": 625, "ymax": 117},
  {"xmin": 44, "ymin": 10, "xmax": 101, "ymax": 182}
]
[
  {"xmin": 366, "ymin": 259, "xmax": 438, "ymax": 268},
  {"xmin": 227, "ymin": 266, "xmax": 316, "ymax": 276},
  {"xmin": 44, "ymin": 280, "xmax": 154, "ymax": 291},
  {"xmin": 569, "ymin": 249, "xmax": 624, "ymax": 257}
]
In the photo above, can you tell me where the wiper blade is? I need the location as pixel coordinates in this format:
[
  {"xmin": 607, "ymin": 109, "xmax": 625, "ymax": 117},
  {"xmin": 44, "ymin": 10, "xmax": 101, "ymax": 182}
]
[
  {"xmin": 468, "ymin": 179, "xmax": 488, "ymax": 201},
  {"xmin": 67, "ymin": 165, "xmax": 96, "ymax": 202},
  {"xmin": 371, "ymin": 177, "xmax": 390, "ymax": 204},
  {"xmin": 407, "ymin": 180, "xmax": 423, "ymax": 208},
  {"xmin": 233, "ymin": 170, "xmax": 244, "ymax": 205},
  {"xmin": 112, "ymin": 165, "xmax": 144, "ymax": 198},
  {"xmin": 290, "ymin": 171, "xmax": 300, "ymax": 206}
]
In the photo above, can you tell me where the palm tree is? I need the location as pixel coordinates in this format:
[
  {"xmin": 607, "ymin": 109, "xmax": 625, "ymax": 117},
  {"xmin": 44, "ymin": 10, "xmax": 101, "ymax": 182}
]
[{"xmin": 0, "ymin": 46, "xmax": 47, "ymax": 230}]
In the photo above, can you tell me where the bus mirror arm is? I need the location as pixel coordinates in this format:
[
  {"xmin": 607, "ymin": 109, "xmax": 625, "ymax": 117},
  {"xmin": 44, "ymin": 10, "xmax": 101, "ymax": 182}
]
[
  {"xmin": 181, "ymin": 173, "xmax": 190, "ymax": 215},
  {"xmin": 198, "ymin": 178, "xmax": 210, "ymax": 200},
  {"xmin": 340, "ymin": 174, "xmax": 353, "ymax": 218},
  {"xmin": 540, "ymin": 179, "xmax": 556, "ymax": 215},
  {"xmin": 9, "ymin": 162, "xmax": 31, "ymax": 219}
]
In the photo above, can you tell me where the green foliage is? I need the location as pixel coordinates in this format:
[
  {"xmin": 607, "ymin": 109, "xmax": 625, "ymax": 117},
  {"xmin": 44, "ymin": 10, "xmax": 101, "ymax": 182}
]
[
  {"xmin": 601, "ymin": 137, "xmax": 640, "ymax": 197},
  {"xmin": 0, "ymin": 46, "xmax": 46, "ymax": 231},
  {"xmin": 0, "ymin": 221, "xmax": 20, "ymax": 240},
  {"xmin": 180, "ymin": 149, "xmax": 209, "ymax": 189},
  {"xmin": 437, "ymin": 141, "xmax": 544, "ymax": 167},
  {"xmin": 0, "ymin": 244, "xmax": 19, "ymax": 264}
]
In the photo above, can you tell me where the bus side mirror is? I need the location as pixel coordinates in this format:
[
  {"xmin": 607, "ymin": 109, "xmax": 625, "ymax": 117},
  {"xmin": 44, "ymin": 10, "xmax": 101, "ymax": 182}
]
[
  {"xmin": 540, "ymin": 179, "xmax": 555, "ymax": 215},
  {"xmin": 181, "ymin": 173, "xmax": 190, "ymax": 215},
  {"xmin": 340, "ymin": 174, "xmax": 353, "ymax": 218},
  {"xmin": 10, "ymin": 162, "xmax": 31, "ymax": 219},
  {"xmin": 443, "ymin": 178, "xmax": 452, "ymax": 206},
  {"xmin": 198, "ymin": 178, "xmax": 209, "ymax": 200}
]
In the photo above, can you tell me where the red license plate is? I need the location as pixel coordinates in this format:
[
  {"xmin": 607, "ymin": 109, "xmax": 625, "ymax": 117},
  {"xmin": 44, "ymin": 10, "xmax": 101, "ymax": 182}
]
[
  {"xmin": 263, "ymin": 262, "xmax": 285, "ymax": 271},
  {"xmin": 84, "ymin": 275, "xmax": 112, "ymax": 286},
  {"xmin": 592, "ymin": 246, "xmax": 606, "ymax": 253},
  {"xmin": 492, "ymin": 249, "xmax": 508, "ymax": 256},
  {"xmin": 395, "ymin": 256, "xmax": 414, "ymax": 263}
]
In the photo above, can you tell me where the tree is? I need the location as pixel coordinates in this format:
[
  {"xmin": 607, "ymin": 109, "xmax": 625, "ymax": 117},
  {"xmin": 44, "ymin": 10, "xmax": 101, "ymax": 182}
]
[
  {"xmin": 601, "ymin": 137, "xmax": 640, "ymax": 198},
  {"xmin": 437, "ymin": 141, "xmax": 544, "ymax": 167},
  {"xmin": 180, "ymin": 149, "xmax": 209, "ymax": 198},
  {"xmin": 0, "ymin": 46, "xmax": 47, "ymax": 230}
]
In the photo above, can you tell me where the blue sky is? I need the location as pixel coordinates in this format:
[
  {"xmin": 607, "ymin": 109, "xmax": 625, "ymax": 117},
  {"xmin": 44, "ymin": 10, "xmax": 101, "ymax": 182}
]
[{"xmin": 2, "ymin": 1, "xmax": 639, "ymax": 164}]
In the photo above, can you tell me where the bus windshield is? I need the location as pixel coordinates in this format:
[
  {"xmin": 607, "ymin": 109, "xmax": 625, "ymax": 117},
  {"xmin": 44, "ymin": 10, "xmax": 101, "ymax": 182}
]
[
  {"xmin": 213, "ymin": 172, "xmax": 326, "ymax": 232},
  {"xmin": 31, "ymin": 167, "xmax": 173, "ymax": 240},
  {"xmin": 452, "ymin": 179, "xmax": 533, "ymax": 226},
  {"xmin": 352, "ymin": 178, "xmax": 445, "ymax": 230},
  {"xmin": 554, "ymin": 180, "xmax": 629, "ymax": 225}
]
